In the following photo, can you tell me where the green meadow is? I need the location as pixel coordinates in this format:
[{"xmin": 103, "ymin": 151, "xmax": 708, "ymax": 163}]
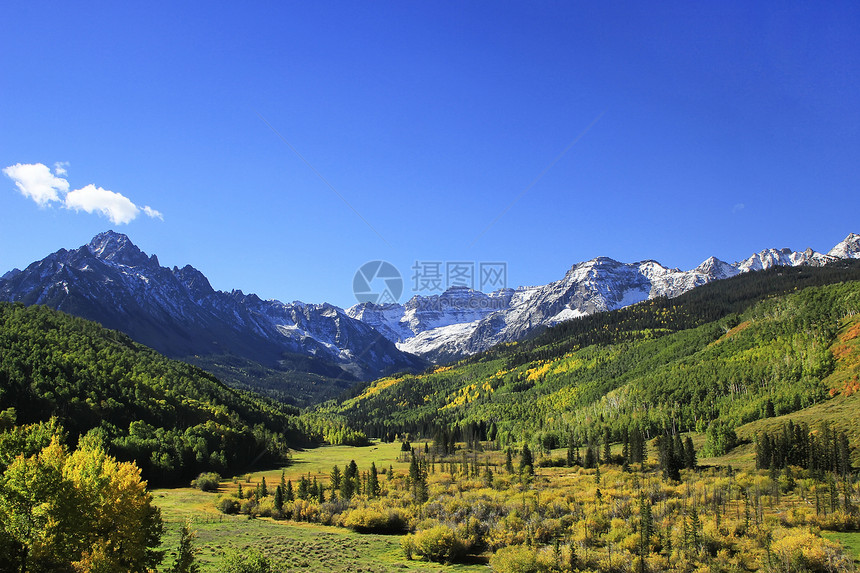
[{"xmin": 155, "ymin": 442, "xmax": 490, "ymax": 572}]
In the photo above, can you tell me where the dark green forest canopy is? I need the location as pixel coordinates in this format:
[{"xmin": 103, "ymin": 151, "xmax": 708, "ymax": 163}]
[
  {"xmin": 0, "ymin": 302, "xmax": 313, "ymax": 485},
  {"xmin": 326, "ymin": 262, "xmax": 860, "ymax": 449}
]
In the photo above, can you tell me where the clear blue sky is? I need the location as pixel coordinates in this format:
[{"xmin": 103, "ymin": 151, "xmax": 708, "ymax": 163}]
[{"xmin": 2, "ymin": 2, "xmax": 858, "ymax": 307}]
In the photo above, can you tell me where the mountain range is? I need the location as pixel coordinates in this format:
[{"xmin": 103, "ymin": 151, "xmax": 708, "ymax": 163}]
[
  {"xmin": 0, "ymin": 231, "xmax": 423, "ymax": 389},
  {"xmin": 348, "ymin": 233, "xmax": 860, "ymax": 362},
  {"xmin": 1, "ymin": 231, "xmax": 858, "ymax": 400}
]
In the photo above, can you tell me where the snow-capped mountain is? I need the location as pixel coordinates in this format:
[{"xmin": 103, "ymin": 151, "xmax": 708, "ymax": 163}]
[
  {"xmin": 0, "ymin": 231, "xmax": 423, "ymax": 381},
  {"xmin": 349, "ymin": 233, "xmax": 860, "ymax": 362},
  {"xmin": 829, "ymin": 233, "xmax": 860, "ymax": 260}
]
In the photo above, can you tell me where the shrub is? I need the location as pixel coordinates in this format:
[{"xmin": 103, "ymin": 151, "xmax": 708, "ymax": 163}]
[
  {"xmin": 489, "ymin": 545, "xmax": 553, "ymax": 573},
  {"xmin": 191, "ymin": 472, "xmax": 221, "ymax": 492},
  {"xmin": 343, "ymin": 506, "xmax": 408, "ymax": 533},
  {"xmin": 401, "ymin": 525, "xmax": 466, "ymax": 564},
  {"xmin": 769, "ymin": 531, "xmax": 852, "ymax": 572},
  {"xmin": 215, "ymin": 495, "xmax": 240, "ymax": 514},
  {"xmin": 221, "ymin": 550, "xmax": 273, "ymax": 573}
]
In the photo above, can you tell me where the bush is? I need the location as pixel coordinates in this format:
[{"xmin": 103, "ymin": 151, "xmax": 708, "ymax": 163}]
[
  {"xmin": 489, "ymin": 545, "xmax": 553, "ymax": 573},
  {"xmin": 191, "ymin": 472, "xmax": 221, "ymax": 492},
  {"xmin": 343, "ymin": 506, "xmax": 408, "ymax": 533},
  {"xmin": 215, "ymin": 495, "xmax": 240, "ymax": 514},
  {"xmin": 401, "ymin": 525, "xmax": 466, "ymax": 564},
  {"xmin": 221, "ymin": 550, "xmax": 273, "ymax": 573},
  {"xmin": 769, "ymin": 531, "xmax": 852, "ymax": 572}
]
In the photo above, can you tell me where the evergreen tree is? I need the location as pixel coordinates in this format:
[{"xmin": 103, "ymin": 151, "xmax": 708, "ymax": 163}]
[
  {"xmin": 408, "ymin": 452, "xmax": 427, "ymax": 502},
  {"xmin": 684, "ymin": 436, "xmax": 696, "ymax": 470},
  {"xmin": 330, "ymin": 465, "xmax": 342, "ymax": 491},
  {"xmin": 368, "ymin": 462, "xmax": 380, "ymax": 498},
  {"xmin": 258, "ymin": 476, "xmax": 268, "ymax": 498},
  {"xmin": 273, "ymin": 485, "xmax": 284, "ymax": 513},
  {"xmin": 520, "ymin": 444, "xmax": 534, "ymax": 475},
  {"xmin": 170, "ymin": 520, "xmax": 200, "ymax": 573},
  {"xmin": 639, "ymin": 494, "xmax": 652, "ymax": 570},
  {"xmin": 584, "ymin": 446, "xmax": 596, "ymax": 469}
]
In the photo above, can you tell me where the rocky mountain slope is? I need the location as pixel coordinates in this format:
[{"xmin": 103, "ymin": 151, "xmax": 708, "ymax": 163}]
[
  {"xmin": 348, "ymin": 233, "xmax": 860, "ymax": 362},
  {"xmin": 0, "ymin": 231, "xmax": 423, "ymax": 384}
]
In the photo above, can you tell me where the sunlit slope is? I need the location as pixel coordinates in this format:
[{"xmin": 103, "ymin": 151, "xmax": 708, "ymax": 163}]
[
  {"xmin": 326, "ymin": 265, "xmax": 860, "ymax": 450},
  {"xmin": 0, "ymin": 302, "xmax": 307, "ymax": 485}
]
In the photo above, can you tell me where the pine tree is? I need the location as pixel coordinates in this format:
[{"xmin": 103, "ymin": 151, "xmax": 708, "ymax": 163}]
[
  {"xmin": 273, "ymin": 485, "xmax": 284, "ymax": 513},
  {"xmin": 368, "ymin": 462, "xmax": 380, "ymax": 498},
  {"xmin": 170, "ymin": 520, "xmax": 200, "ymax": 573},
  {"xmin": 689, "ymin": 507, "xmax": 701, "ymax": 549},
  {"xmin": 330, "ymin": 465, "xmax": 342, "ymax": 491},
  {"xmin": 258, "ymin": 476, "xmax": 268, "ymax": 498},
  {"xmin": 408, "ymin": 452, "xmax": 427, "ymax": 502},
  {"xmin": 584, "ymin": 446, "xmax": 596, "ymax": 469},
  {"xmin": 520, "ymin": 444, "xmax": 534, "ymax": 475},
  {"xmin": 285, "ymin": 480, "xmax": 294, "ymax": 502},
  {"xmin": 639, "ymin": 494, "xmax": 652, "ymax": 570},
  {"xmin": 684, "ymin": 436, "xmax": 696, "ymax": 470}
]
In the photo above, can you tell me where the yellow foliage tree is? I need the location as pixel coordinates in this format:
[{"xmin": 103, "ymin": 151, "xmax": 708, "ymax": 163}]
[{"xmin": 0, "ymin": 432, "xmax": 162, "ymax": 573}]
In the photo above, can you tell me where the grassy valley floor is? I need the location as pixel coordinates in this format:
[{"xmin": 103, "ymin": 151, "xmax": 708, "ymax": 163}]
[{"xmin": 154, "ymin": 442, "xmax": 490, "ymax": 572}]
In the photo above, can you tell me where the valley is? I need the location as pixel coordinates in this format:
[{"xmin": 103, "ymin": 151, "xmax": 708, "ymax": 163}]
[{"xmin": 1, "ymin": 236, "xmax": 859, "ymax": 572}]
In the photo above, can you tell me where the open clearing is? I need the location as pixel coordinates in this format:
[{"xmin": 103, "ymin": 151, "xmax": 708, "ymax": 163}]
[{"xmin": 154, "ymin": 442, "xmax": 490, "ymax": 572}]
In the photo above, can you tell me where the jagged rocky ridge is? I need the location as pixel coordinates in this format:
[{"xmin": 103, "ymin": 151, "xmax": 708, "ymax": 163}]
[
  {"xmin": 348, "ymin": 233, "xmax": 860, "ymax": 362},
  {"xmin": 0, "ymin": 231, "xmax": 423, "ymax": 381}
]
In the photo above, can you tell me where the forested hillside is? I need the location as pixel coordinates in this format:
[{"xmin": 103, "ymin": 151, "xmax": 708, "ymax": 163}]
[
  {"xmin": 0, "ymin": 302, "xmax": 313, "ymax": 485},
  {"xmin": 325, "ymin": 262, "xmax": 860, "ymax": 457}
]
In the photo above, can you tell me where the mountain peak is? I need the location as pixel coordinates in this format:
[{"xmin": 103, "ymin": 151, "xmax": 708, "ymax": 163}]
[
  {"xmin": 86, "ymin": 231, "xmax": 151, "ymax": 267},
  {"xmin": 828, "ymin": 233, "xmax": 860, "ymax": 259}
]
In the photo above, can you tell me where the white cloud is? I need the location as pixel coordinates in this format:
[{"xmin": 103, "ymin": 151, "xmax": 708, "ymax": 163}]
[
  {"xmin": 64, "ymin": 184, "xmax": 142, "ymax": 225},
  {"xmin": 4, "ymin": 161, "xmax": 164, "ymax": 225},
  {"xmin": 2, "ymin": 162, "xmax": 70, "ymax": 206},
  {"xmin": 732, "ymin": 203, "xmax": 745, "ymax": 213},
  {"xmin": 142, "ymin": 205, "xmax": 164, "ymax": 221}
]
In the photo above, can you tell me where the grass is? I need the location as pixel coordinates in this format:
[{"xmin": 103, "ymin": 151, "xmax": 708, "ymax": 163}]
[
  {"xmin": 154, "ymin": 442, "xmax": 490, "ymax": 572},
  {"xmin": 822, "ymin": 531, "xmax": 860, "ymax": 566},
  {"xmin": 217, "ymin": 440, "xmax": 414, "ymax": 497}
]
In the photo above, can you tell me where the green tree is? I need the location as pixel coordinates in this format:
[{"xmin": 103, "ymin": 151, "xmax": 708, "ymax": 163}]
[
  {"xmin": 519, "ymin": 444, "xmax": 534, "ymax": 475},
  {"xmin": 330, "ymin": 465, "xmax": 342, "ymax": 492},
  {"xmin": 169, "ymin": 520, "xmax": 199, "ymax": 573},
  {"xmin": 368, "ymin": 462, "xmax": 380, "ymax": 498},
  {"xmin": 273, "ymin": 485, "xmax": 284, "ymax": 513}
]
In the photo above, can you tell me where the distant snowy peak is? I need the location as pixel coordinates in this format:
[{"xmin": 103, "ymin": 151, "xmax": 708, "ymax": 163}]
[
  {"xmin": 694, "ymin": 257, "xmax": 739, "ymax": 280},
  {"xmin": 354, "ymin": 232, "xmax": 860, "ymax": 362},
  {"xmin": 828, "ymin": 233, "xmax": 860, "ymax": 260},
  {"xmin": 346, "ymin": 285, "xmax": 512, "ymax": 343},
  {"xmin": 734, "ymin": 247, "xmax": 832, "ymax": 273}
]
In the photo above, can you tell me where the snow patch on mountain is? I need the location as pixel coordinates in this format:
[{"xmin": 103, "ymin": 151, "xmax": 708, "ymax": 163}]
[
  {"xmin": 0, "ymin": 230, "xmax": 423, "ymax": 380},
  {"xmin": 828, "ymin": 233, "xmax": 860, "ymax": 260},
  {"xmin": 353, "ymin": 233, "xmax": 860, "ymax": 362}
]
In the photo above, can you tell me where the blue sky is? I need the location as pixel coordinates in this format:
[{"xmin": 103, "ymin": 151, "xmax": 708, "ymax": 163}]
[{"xmin": 1, "ymin": 2, "xmax": 858, "ymax": 307}]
